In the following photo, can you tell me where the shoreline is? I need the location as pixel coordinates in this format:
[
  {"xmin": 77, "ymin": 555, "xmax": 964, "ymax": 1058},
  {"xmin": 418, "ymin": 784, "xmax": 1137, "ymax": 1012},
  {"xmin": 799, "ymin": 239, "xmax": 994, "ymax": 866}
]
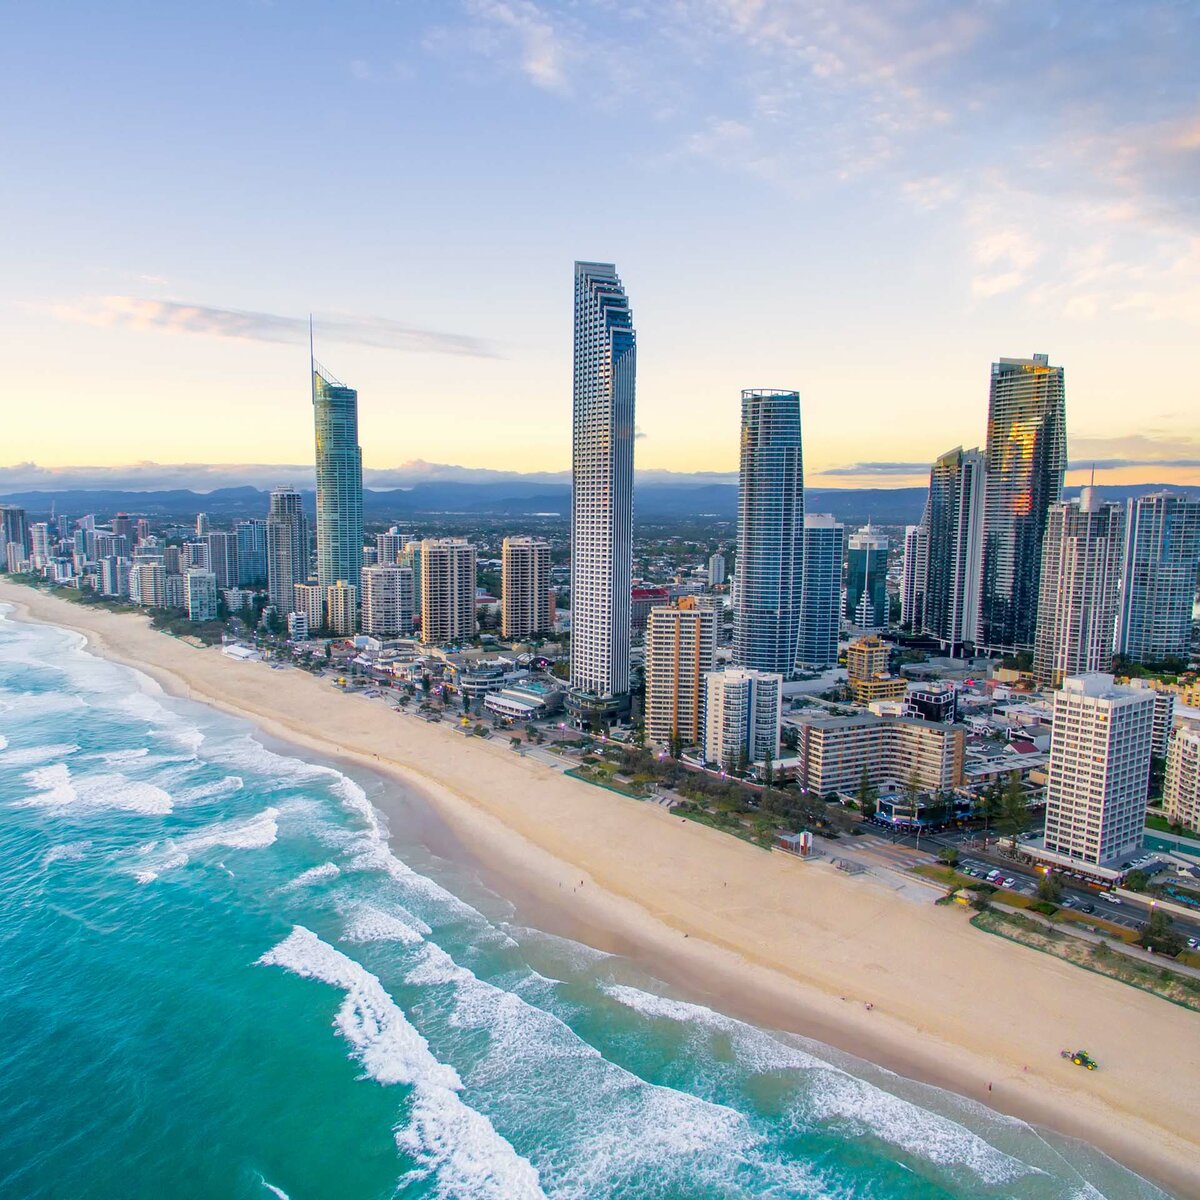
[{"xmin": 2, "ymin": 581, "xmax": 1197, "ymax": 1198}]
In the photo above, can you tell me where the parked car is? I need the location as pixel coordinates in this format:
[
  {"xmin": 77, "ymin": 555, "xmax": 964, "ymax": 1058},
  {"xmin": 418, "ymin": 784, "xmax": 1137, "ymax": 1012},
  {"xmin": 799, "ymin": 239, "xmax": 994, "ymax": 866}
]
[
  {"xmin": 1079, "ymin": 903, "xmax": 1095, "ymax": 913},
  {"xmin": 1099, "ymin": 893, "xmax": 1122, "ymax": 905},
  {"xmin": 1061, "ymin": 897, "xmax": 1076, "ymax": 909},
  {"xmin": 1002, "ymin": 877, "xmax": 1017, "ymax": 889}
]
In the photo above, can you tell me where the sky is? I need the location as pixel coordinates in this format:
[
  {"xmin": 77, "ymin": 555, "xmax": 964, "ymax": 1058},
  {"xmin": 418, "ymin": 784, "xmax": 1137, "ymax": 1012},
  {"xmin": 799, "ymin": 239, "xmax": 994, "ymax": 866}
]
[{"xmin": 3, "ymin": 0, "xmax": 1199, "ymax": 491}]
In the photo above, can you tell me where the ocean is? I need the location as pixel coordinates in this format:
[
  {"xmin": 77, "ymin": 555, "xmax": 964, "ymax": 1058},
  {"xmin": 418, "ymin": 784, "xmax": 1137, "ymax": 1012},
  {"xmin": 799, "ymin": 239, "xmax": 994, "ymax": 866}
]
[{"xmin": 0, "ymin": 603, "xmax": 1172, "ymax": 1199}]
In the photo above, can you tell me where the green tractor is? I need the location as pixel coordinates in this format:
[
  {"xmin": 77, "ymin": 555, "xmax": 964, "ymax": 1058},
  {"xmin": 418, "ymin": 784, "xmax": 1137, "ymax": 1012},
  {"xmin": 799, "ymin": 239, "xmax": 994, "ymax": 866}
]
[{"xmin": 1060, "ymin": 1049, "xmax": 1098, "ymax": 1070}]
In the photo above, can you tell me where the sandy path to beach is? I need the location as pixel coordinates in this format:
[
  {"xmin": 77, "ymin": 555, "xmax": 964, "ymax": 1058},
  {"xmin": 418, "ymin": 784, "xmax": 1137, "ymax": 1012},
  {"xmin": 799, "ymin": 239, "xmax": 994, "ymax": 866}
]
[{"xmin": 3, "ymin": 581, "xmax": 1197, "ymax": 1197}]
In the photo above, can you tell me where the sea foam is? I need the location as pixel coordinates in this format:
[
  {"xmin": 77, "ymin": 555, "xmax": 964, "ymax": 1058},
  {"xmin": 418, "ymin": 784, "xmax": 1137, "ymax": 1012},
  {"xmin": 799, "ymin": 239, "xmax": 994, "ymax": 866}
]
[{"xmin": 257, "ymin": 926, "xmax": 546, "ymax": 1199}]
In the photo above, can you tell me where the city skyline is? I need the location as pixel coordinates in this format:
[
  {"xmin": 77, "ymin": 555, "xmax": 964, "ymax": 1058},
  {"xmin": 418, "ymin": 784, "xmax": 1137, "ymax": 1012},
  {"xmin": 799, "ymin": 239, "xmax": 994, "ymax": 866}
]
[{"xmin": 4, "ymin": 3, "xmax": 1199, "ymax": 488}]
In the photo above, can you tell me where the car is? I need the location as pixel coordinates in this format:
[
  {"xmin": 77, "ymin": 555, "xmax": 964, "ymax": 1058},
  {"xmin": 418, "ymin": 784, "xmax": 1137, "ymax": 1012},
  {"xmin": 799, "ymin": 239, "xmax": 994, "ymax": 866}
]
[
  {"xmin": 1099, "ymin": 893, "xmax": 1122, "ymax": 905},
  {"xmin": 1079, "ymin": 903, "xmax": 1095, "ymax": 913},
  {"xmin": 1187, "ymin": 937, "xmax": 1199, "ymax": 951},
  {"xmin": 986, "ymin": 870, "xmax": 1002, "ymax": 882},
  {"xmin": 1002, "ymin": 877, "xmax": 1017, "ymax": 889},
  {"xmin": 1061, "ymin": 897, "xmax": 1076, "ymax": 909}
]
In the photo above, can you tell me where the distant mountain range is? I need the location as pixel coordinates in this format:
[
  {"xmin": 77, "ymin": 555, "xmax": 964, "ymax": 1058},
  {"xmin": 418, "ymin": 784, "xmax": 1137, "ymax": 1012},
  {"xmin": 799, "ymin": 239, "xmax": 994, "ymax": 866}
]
[{"xmin": 0, "ymin": 482, "xmax": 1185, "ymax": 528}]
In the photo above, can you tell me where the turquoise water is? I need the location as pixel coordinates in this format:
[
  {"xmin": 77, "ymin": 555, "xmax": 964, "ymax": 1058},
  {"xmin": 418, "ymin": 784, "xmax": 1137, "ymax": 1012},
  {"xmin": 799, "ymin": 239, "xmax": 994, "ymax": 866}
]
[{"xmin": 0, "ymin": 604, "xmax": 1172, "ymax": 1200}]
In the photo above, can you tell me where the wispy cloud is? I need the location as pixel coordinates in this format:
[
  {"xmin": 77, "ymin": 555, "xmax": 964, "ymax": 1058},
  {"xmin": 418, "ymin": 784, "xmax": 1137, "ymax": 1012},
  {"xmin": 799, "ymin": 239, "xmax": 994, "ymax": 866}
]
[
  {"xmin": 1068, "ymin": 434, "xmax": 1200, "ymax": 470},
  {"xmin": 821, "ymin": 461, "xmax": 932, "ymax": 477},
  {"xmin": 47, "ymin": 297, "xmax": 499, "ymax": 358}
]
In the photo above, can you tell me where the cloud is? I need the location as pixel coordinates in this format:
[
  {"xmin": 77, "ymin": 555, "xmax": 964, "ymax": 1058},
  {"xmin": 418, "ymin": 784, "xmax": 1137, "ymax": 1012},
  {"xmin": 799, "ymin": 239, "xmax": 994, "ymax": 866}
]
[
  {"xmin": 1068, "ymin": 434, "xmax": 1200, "ymax": 470},
  {"xmin": 821, "ymin": 461, "xmax": 932, "ymax": 476},
  {"xmin": 47, "ymin": 297, "xmax": 499, "ymax": 358}
]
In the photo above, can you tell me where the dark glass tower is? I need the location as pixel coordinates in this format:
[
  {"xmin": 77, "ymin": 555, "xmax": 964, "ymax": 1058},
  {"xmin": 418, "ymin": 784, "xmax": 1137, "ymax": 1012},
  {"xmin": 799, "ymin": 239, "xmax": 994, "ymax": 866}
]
[
  {"xmin": 312, "ymin": 362, "xmax": 364, "ymax": 594},
  {"xmin": 733, "ymin": 389, "xmax": 804, "ymax": 676},
  {"xmin": 978, "ymin": 354, "xmax": 1067, "ymax": 653}
]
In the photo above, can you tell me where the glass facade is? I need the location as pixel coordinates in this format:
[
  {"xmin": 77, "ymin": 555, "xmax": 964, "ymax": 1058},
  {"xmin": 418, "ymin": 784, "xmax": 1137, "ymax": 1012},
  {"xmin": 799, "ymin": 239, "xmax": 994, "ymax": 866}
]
[
  {"xmin": 733, "ymin": 389, "xmax": 804, "ymax": 677},
  {"xmin": 978, "ymin": 354, "xmax": 1067, "ymax": 653},
  {"xmin": 569, "ymin": 262, "xmax": 636, "ymax": 712},
  {"xmin": 797, "ymin": 513, "xmax": 843, "ymax": 669},
  {"xmin": 312, "ymin": 365, "xmax": 364, "ymax": 595},
  {"xmin": 266, "ymin": 486, "xmax": 308, "ymax": 615},
  {"xmin": 922, "ymin": 446, "xmax": 986, "ymax": 653},
  {"xmin": 845, "ymin": 526, "xmax": 888, "ymax": 629}
]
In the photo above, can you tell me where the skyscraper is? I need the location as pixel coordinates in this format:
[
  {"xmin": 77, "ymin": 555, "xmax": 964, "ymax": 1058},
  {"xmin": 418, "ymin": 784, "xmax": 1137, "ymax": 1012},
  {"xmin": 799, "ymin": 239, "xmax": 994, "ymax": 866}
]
[
  {"xmin": 0, "ymin": 505, "xmax": 28, "ymax": 567},
  {"xmin": 184, "ymin": 569, "xmax": 218, "ymax": 623},
  {"xmin": 325, "ymin": 580, "xmax": 358, "ymax": 638},
  {"xmin": 797, "ymin": 513, "xmax": 843, "ymax": 670},
  {"xmin": 266, "ymin": 486, "xmax": 308, "ymax": 615},
  {"xmin": 312, "ymin": 359, "xmax": 364, "ymax": 593},
  {"xmin": 1165, "ymin": 726, "xmax": 1200, "ymax": 835},
  {"xmin": 419, "ymin": 538, "xmax": 476, "ymax": 645},
  {"xmin": 361, "ymin": 564, "xmax": 414, "ymax": 638},
  {"xmin": 733, "ymin": 389, "xmax": 804, "ymax": 677},
  {"xmin": 900, "ymin": 522, "xmax": 928, "ymax": 632},
  {"xmin": 203, "ymin": 531, "xmax": 238, "ymax": 591},
  {"xmin": 707, "ymin": 552, "xmax": 727, "ymax": 587},
  {"xmin": 569, "ymin": 261, "xmax": 636, "ymax": 725},
  {"xmin": 978, "ymin": 354, "xmax": 1067, "ymax": 653},
  {"xmin": 845, "ymin": 525, "xmax": 888, "ymax": 630},
  {"xmin": 1033, "ymin": 488, "xmax": 1124, "ymax": 688},
  {"xmin": 644, "ymin": 603, "xmax": 717, "ymax": 747},
  {"xmin": 235, "ymin": 519, "xmax": 268, "ymax": 587},
  {"xmin": 1117, "ymin": 492, "xmax": 1200, "ymax": 665},
  {"xmin": 1041, "ymin": 674, "xmax": 1153, "ymax": 871},
  {"xmin": 922, "ymin": 446, "xmax": 986, "ymax": 654},
  {"xmin": 501, "ymin": 536, "xmax": 552, "ymax": 640}
]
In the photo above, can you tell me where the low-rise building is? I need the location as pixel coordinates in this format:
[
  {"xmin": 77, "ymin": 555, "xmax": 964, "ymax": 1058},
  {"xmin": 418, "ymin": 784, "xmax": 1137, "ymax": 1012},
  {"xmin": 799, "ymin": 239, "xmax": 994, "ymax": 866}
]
[
  {"xmin": 1164, "ymin": 725, "xmax": 1200, "ymax": 834},
  {"xmin": 483, "ymin": 679, "xmax": 565, "ymax": 722}
]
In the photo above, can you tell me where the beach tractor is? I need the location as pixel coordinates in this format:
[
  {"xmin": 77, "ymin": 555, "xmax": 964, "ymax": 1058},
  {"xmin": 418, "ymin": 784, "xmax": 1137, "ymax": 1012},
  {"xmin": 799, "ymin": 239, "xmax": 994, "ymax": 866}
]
[{"xmin": 1060, "ymin": 1049, "xmax": 1098, "ymax": 1070}]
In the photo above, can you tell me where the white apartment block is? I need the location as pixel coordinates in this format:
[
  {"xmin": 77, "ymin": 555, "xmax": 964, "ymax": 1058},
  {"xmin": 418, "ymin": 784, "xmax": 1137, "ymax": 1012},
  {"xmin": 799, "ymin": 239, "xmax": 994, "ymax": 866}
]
[
  {"xmin": 420, "ymin": 538, "xmax": 476, "ymax": 645},
  {"xmin": 501, "ymin": 536, "xmax": 552, "ymax": 640},
  {"xmin": 644, "ymin": 604, "xmax": 717, "ymax": 747},
  {"xmin": 704, "ymin": 667, "xmax": 782, "ymax": 768},
  {"xmin": 1042, "ymin": 674, "xmax": 1154, "ymax": 868},
  {"xmin": 361, "ymin": 564, "xmax": 414, "ymax": 638},
  {"xmin": 325, "ymin": 580, "xmax": 358, "ymax": 637},
  {"xmin": 128, "ymin": 562, "xmax": 167, "ymax": 609},
  {"xmin": 1164, "ymin": 726, "xmax": 1200, "ymax": 834},
  {"xmin": 185, "ymin": 569, "xmax": 218, "ymax": 623}
]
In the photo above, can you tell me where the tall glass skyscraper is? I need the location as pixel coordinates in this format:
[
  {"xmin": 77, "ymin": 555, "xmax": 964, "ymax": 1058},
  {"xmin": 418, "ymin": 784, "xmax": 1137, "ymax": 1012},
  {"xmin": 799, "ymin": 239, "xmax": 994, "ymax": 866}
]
[
  {"xmin": 922, "ymin": 446, "xmax": 986, "ymax": 654},
  {"xmin": 978, "ymin": 354, "xmax": 1067, "ymax": 653},
  {"xmin": 733, "ymin": 389, "xmax": 804, "ymax": 677},
  {"xmin": 312, "ymin": 362, "xmax": 363, "ymax": 594},
  {"xmin": 568, "ymin": 261, "xmax": 636, "ymax": 725},
  {"xmin": 1118, "ymin": 492, "xmax": 1200, "ymax": 665},
  {"xmin": 266, "ymin": 486, "xmax": 308, "ymax": 615},
  {"xmin": 797, "ymin": 513, "xmax": 843, "ymax": 670},
  {"xmin": 845, "ymin": 525, "xmax": 888, "ymax": 629},
  {"xmin": 235, "ymin": 518, "xmax": 268, "ymax": 587}
]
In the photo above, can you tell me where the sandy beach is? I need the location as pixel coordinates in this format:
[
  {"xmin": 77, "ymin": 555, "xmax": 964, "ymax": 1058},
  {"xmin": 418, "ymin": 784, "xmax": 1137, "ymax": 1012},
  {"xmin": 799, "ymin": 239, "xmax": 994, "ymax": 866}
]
[{"xmin": 3, "ymin": 580, "xmax": 1197, "ymax": 1197}]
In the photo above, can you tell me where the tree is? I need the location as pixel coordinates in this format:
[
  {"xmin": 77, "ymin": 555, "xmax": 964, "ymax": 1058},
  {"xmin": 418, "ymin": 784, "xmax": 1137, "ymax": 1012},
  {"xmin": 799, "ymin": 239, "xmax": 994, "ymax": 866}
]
[
  {"xmin": 902, "ymin": 770, "xmax": 922, "ymax": 824},
  {"xmin": 421, "ymin": 673, "xmax": 432, "ymax": 697},
  {"xmin": 1000, "ymin": 772, "xmax": 1028, "ymax": 852},
  {"xmin": 855, "ymin": 765, "xmax": 878, "ymax": 819},
  {"xmin": 1138, "ymin": 908, "xmax": 1184, "ymax": 956},
  {"xmin": 761, "ymin": 747, "xmax": 774, "ymax": 789},
  {"xmin": 1037, "ymin": 870, "xmax": 1063, "ymax": 903},
  {"xmin": 669, "ymin": 729, "xmax": 684, "ymax": 761},
  {"xmin": 1124, "ymin": 869, "xmax": 1150, "ymax": 893},
  {"xmin": 937, "ymin": 846, "xmax": 959, "ymax": 867}
]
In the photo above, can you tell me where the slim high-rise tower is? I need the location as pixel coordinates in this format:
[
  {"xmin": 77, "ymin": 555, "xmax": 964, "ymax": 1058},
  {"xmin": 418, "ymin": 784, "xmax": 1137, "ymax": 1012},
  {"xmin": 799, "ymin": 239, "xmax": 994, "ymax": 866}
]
[
  {"xmin": 798, "ymin": 513, "xmax": 843, "ymax": 670},
  {"xmin": 266, "ymin": 485, "xmax": 308, "ymax": 615},
  {"xmin": 845, "ymin": 525, "xmax": 888, "ymax": 630},
  {"xmin": 978, "ymin": 354, "xmax": 1067, "ymax": 653},
  {"xmin": 733, "ymin": 389, "xmax": 804, "ymax": 676},
  {"xmin": 501, "ymin": 536, "xmax": 552, "ymax": 640},
  {"xmin": 1033, "ymin": 488, "xmax": 1124, "ymax": 688},
  {"xmin": 569, "ymin": 261, "xmax": 636, "ymax": 725},
  {"xmin": 312, "ymin": 354, "xmax": 364, "ymax": 595},
  {"xmin": 922, "ymin": 446, "xmax": 986, "ymax": 654},
  {"xmin": 1117, "ymin": 492, "xmax": 1200, "ymax": 665}
]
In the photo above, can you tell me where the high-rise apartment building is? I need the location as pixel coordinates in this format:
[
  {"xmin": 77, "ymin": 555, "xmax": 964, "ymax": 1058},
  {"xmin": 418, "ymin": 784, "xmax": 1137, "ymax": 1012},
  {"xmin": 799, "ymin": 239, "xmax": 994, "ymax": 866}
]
[
  {"xmin": 293, "ymin": 582, "xmax": 326, "ymax": 633},
  {"xmin": 180, "ymin": 540, "xmax": 210, "ymax": 573},
  {"xmin": 0, "ymin": 505, "xmax": 28, "ymax": 566},
  {"xmin": 569, "ymin": 261, "xmax": 636, "ymax": 724},
  {"xmin": 420, "ymin": 538, "xmax": 476, "ymax": 645},
  {"xmin": 325, "ymin": 580, "xmax": 358, "ymax": 637},
  {"xmin": 376, "ymin": 529, "xmax": 408, "ymax": 566},
  {"xmin": 845, "ymin": 525, "xmax": 888, "ymax": 629},
  {"xmin": 195, "ymin": 513, "xmax": 209, "ymax": 536},
  {"xmin": 798, "ymin": 513, "xmax": 844, "ymax": 670},
  {"xmin": 1165, "ymin": 726, "xmax": 1200, "ymax": 834},
  {"xmin": 704, "ymin": 667, "xmax": 782, "ymax": 769},
  {"xmin": 1117, "ymin": 492, "xmax": 1200, "ymax": 665},
  {"xmin": 266, "ymin": 486, "xmax": 308, "ymax": 616},
  {"xmin": 644, "ymin": 604, "xmax": 718, "ymax": 747},
  {"xmin": 129, "ymin": 561, "xmax": 167, "ymax": 609},
  {"xmin": 185, "ymin": 569, "xmax": 218, "ymax": 623},
  {"xmin": 204, "ymin": 531, "xmax": 239, "ymax": 591},
  {"xmin": 921, "ymin": 446, "xmax": 986, "ymax": 654},
  {"xmin": 733, "ymin": 389, "xmax": 804, "ymax": 677},
  {"xmin": 235, "ymin": 519, "xmax": 268, "ymax": 587},
  {"xmin": 361, "ymin": 564, "xmax": 414, "ymax": 638},
  {"xmin": 98, "ymin": 555, "xmax": 129, "ymax": 598},
  {"xmin": 312, "ymin": 361, "xmax": 364, "ymax": 593},
  {"xmin": 112, "ymin": 514, "xmax": 133, "ymax": 545},
  {"xmin": 1041, "ymin": 674, "xmax": 1153, "ymax": 870},
  {"xmin": 1033, "ymin": 488, "xmax": 1124, "ymax": 689},
  {"xmin": 978, "ymin": 354, "xmax": 1067, "ymax": 653},
  {"xmin": 29, "ymin": 522, "xmax": 52, "ymax": 570},
  {"xmin": 501, "ymin": 536, "xmax": 552, "ymax": 640},
  {"xmin": 900, "ymin": 522, "xmax": 927, "ymax": 632},
  {"xmin": 707, "ymin": 552, "xmax": 727, "ymax": 587}
]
